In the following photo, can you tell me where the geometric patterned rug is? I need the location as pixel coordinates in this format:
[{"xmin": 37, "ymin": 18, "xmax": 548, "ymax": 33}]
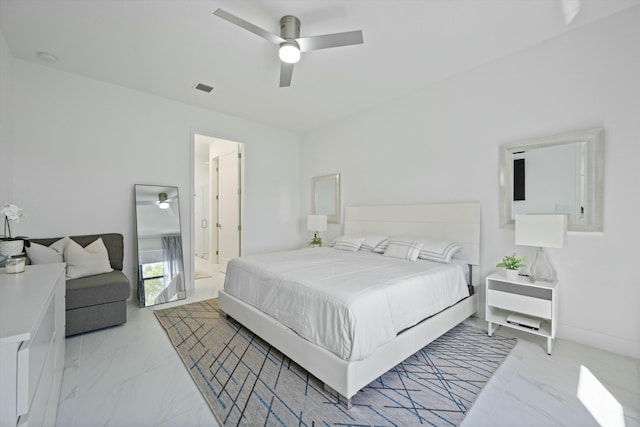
[{"xmin": 155, "ymin": 298, "xmax": 516, "ymax": 427}]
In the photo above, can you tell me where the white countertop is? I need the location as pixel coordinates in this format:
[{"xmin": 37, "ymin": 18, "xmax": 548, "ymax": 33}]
[{"xmin": 0, "ymin": 263, "xmax": 66, "ymax": 345}]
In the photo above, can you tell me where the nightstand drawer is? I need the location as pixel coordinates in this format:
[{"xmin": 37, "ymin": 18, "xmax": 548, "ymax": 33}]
[{"xmin": 487, "ymin": 289, "xmax": 551, "ymax": 319}]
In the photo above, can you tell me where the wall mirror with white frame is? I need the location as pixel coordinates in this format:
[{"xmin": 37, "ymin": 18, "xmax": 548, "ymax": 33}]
[
  {"xmin": 312, "ymin": 173, "xmax": 341, "ymax": 224},
  {"xmin": 499, "ymin": 128, "xmax": 604, "ymax": 232}
]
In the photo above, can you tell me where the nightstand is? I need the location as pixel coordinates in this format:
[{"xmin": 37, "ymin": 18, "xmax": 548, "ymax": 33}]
[{"xmin": 485, "ymin": 272, "xmax": 558, "ymax": 354}]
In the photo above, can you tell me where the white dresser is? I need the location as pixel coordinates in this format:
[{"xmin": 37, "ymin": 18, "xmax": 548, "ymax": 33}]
[{"xmin": 0, "ymin": 264, "xmax": 66, "ymax": 427}]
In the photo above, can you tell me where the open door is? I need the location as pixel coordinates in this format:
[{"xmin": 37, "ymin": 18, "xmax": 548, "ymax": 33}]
[
  {"xmin": 209, "ymin": 157, "xmax": 219, "ymax": 264},
  {"xmin": 218, "ymin": 144, "xmax": 242, "ymax": 271}
]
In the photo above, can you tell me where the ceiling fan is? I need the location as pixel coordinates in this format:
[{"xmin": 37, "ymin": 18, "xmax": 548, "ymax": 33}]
[
  {"xmin": 136, "ymin": 192, "xmax": 177, "ymax": 216},
  {"xmin": 213, "ymin": 8, "xmax": 364, "ymax": 87}
]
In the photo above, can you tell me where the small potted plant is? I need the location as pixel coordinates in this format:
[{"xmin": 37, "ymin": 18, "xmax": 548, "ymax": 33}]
[
  {"xmin": 0, "ymin": 203, "xmax": 30, "ymax": 257},
  {"xmin": 309, "ymin": 235, "xmax": 322, "ymax": 247},
  {"xmin": 496, "ymin": 253, "xmax": 525, "ymax": 280}
]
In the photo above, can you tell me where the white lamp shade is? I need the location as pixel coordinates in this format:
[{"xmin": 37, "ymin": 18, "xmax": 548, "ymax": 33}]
[
  {"xmin": 515, "ymin": 214, "xmax": 567, "ymax": 248},
  {"xmin": 307, "ymin": 215, "xmax": 327, "ymax": 232}
]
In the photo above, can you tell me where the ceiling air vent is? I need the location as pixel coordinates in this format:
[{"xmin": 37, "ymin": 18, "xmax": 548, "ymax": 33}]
[{"xmin": 194, "ymin": 82, "xmax": 214, "ymax": 93}]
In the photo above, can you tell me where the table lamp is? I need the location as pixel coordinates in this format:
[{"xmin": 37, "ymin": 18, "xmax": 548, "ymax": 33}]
[{"xmin": 515, "ymin": 214, "xmax": 567, "ymax": 282}]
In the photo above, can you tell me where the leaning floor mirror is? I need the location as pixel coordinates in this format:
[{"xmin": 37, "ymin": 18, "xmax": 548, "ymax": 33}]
[{"xmin": 134, "ymin": 184, "xmax": 186, "ymax": 307}]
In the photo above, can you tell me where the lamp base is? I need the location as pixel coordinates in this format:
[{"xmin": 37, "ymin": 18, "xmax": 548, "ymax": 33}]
[{"xmin": 529, "ymin": 247, "xmax": 557, "ymax": 282}]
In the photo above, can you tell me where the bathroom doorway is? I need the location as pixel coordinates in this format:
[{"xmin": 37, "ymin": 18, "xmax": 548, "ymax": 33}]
[{"xmin": 194, "ymin": 134, "xmax": 243, "ymax": 278}]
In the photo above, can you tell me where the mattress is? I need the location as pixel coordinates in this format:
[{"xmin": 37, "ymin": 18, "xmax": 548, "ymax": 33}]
[{"xmin": 224, "ymin": 247, "xmax": 470, "ymax": 361}]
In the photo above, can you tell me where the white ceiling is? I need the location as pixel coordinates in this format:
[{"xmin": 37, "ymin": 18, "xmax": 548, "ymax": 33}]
[{"xmin": 1, "ymin": 0, "xmax": 638, "ymax": 133}]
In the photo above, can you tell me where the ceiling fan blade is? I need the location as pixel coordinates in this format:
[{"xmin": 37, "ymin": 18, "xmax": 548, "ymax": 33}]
[
  {"xmin": 279, "ymin": 62, "xmax": 294, "ymax": 87},
  {"xmin": 561, "ymin": 0, "xmax": 581, "ymax": 24},
  {"xmin": 296, "ymin": 30, "xmax": 363, "ymax": 53},
  {"xmin": 213, "ymin": 8, "xmax": 285, "ymax": 46}
]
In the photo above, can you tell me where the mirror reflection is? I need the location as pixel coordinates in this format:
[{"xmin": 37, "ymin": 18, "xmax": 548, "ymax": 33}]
[
  {"xmin": 134, "ymin": 184, "xmax": 186, "ymax": 307},
  {"xmin": 513, "ymin": 142, "xmax": 588, "ymax": 221},
  {"xmin": 499, "ymin": 128, "xmax": 604, "ymax": 232},
  {"xmin": 312, "ymin": 173, "xmax": 341, "ymax": 223}
]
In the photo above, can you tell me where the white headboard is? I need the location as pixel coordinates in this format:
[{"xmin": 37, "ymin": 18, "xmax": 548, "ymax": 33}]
[{"xmin": 344, "ymin": 202, "xmax": 481, "ymax": 282}]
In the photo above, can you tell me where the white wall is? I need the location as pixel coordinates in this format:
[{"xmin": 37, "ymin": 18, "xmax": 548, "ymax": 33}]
[
  {"xmin": 4, "ymin": 58, "xmax": 302, "ymax": 295},
  {"xmin": 0, "ymin": 32, "xmax": 12, "ymax": 205},
  {"xmin": 301, "ymin": 8, "xmax": 640, "ymax": 358}
]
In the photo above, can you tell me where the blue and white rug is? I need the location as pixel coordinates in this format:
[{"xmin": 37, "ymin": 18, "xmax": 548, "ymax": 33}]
[{"xmin": 155, "ymin": 299, "xmax": 516, "ymax": 427}]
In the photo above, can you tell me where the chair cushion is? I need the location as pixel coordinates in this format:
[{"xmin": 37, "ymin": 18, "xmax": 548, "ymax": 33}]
[{"xmin": 66, "ymin": 270, "xmax": 130, "ymax": 310}]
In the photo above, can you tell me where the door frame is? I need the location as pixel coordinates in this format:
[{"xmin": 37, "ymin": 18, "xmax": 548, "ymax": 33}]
[{"xmin": 190, "ymin": 129, "xmax": 244, "ymax": 286}]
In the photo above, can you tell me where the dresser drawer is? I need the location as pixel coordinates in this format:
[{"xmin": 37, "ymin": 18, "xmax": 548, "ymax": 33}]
[
  {"xmin": 0, "ymin": 263, "xmax": 66, "ymax": 426},
  {"xmin": 487, "ymin": 289, "xmax": 551, "ymax": 319},
  {"xmin": 16, "ymin": 295, "xmax": 56, "ymax": 417}
]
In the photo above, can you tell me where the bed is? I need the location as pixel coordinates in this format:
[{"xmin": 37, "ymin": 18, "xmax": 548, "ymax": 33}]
[{"xmin": 218, "ymin": 202, "xmax": 480, "ymax": 408}]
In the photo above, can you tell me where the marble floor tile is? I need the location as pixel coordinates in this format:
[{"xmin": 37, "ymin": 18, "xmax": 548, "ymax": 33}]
[
  {"xmin": 57, "ymin": 268, "xmax": 639, "ymax": 427},
  {"xmin": 461, "ymin": 317, "xmax": 640, "ymax": 427}
]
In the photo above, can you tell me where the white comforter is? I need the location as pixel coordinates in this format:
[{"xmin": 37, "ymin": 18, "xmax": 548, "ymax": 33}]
[{"xmin": 224, "ymin": 248, "xmax": 469, "ymax": 361}]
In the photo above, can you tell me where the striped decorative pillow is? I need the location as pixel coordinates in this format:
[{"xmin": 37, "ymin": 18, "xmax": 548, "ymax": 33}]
[
  {"xmin": 385, "ymin": 236, "xmax": 461, "ymax": 263},
  {"xmin": 333, "ymin": 235, "xmax": 366, "ymax": 252},
  {"xmin": 383, "ymin": 239, "xmax": 423, "ymax": 261},
  {"xmin": 418, "ymin": 240, "xmax": 461, "ymax": 263},
  {"xmin": 373, "ymin": 239, "xmax": 389, "ymax": 253},
  {"xmin": 358, "ymin": 234, "xmax": 388, "ymax": 252}
]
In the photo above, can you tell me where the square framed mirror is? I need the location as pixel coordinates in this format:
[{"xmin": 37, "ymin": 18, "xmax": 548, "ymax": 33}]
[{"xmin": 499, "ymin": 128, "xmax": 604, "ymax": 232}]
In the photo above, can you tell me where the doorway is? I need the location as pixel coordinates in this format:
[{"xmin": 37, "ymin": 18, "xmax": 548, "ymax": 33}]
[{"xmin": 194, "ymin": 134, "xmax": 243, "ymax": 280}]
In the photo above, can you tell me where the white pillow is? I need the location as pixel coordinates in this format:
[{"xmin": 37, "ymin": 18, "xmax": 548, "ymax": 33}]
[
  {"xmin": 25, "ymin": 237, "xmax": 68, "ymax": 265},
  {"xmin": 333, "ymin": 235, "xmax": 366, "ymax": 252},
  {"xmin": 418, "ymin": 239, "xmax": 461, "ymax": 263},
  {"xmin": 387, "ymin": 236, "xmax": 461, "ymax": 263},
  {"xmin": 383, "ymin": 240, "xmax": 423, "ymax": 261},
  {"xmin": 374, "ymin": 239, "xmax": 389, "ymax": 253},
  {"xmin": 65, "ymin": 237, "xmax": 113, "ymax": 279},
  {"xmin": 357, "ymin": 234, "xmax": 389, "ymax": 252}
]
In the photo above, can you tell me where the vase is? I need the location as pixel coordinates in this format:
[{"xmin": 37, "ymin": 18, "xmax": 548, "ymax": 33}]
[
  {"xmin": 505, "ymin": 268, "xmax": 519, "ymax": 280},
  {"xmin": 0, "ymin": 240, "xmax": 24, "ymax": 257}
]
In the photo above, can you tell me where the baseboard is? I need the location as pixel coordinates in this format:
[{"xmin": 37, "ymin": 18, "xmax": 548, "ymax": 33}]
[{"xmin": 559, "ymin": 324, "xmax": 640, "ymax": 359}]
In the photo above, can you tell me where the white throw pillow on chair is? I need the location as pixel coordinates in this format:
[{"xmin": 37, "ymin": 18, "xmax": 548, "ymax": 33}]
[
  {"xmin": 65, "ymin": 237, "xmax": 113, "ymax": 279},
  {"xmin": 25, "ymin": 237, "xmax": 69, "ymax": 264}
]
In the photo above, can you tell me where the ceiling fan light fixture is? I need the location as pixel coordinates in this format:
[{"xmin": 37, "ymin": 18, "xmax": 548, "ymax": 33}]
[
  {"xmin": 279, "ymin": 41, "xmax": 300, "ymax": 64},
  {"xmin": 158, "ymin": 192, "xmax": 170, "ymax": 209}
]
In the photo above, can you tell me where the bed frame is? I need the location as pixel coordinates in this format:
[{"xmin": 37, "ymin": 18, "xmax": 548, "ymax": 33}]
[{"xmin": 218, "ymin": 202, "xmax": 481, "ymax": 408}]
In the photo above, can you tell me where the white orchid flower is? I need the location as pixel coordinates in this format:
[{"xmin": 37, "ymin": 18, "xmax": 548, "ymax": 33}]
[
  {"xmin": 1, "ymin": 203, "xmax": 25, "ymax": 239},
  {"xmin": 1, "ymin": 204, "xmax": 24, "ymax": 222}
]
